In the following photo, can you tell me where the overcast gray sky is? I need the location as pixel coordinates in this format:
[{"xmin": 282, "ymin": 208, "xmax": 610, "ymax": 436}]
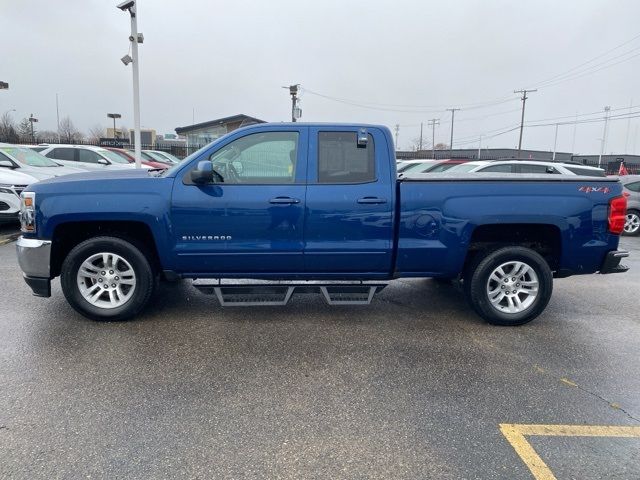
[{"xmin": 2, "ymin": 0, "xmax": 640, "ymax": 153}]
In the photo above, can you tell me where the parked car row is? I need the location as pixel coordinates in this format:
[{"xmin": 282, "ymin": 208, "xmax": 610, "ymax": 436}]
[
  {"xmin": 0, "ymin": 143, "xmax": 182, "ymax": 225},
  {"xmin": 397, "ymin": 158, "xmax": 606, "ymax": 177}
]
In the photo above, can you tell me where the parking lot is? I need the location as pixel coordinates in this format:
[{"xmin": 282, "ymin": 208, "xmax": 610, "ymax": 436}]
[{"xmin": 0, "ymin": 233, "xmax": 638, "ymax": 479}]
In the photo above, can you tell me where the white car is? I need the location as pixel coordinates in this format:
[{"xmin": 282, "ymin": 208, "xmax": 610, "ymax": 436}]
[
  {"xmin": 0, "ymin": 169, "xmax": 39, "ymax": 225},
  {"xmin": 445, "ymin": 160, "xmax": 606, "ymax": 176},
  {"xmin": 396, "ymin": 159, "xmax": 437, "ymax": 173},
  {"xmin": 0, "ymin": 145, "xmax": 86, "ymax": 179},
  {"xmin": 143, "ymin": 150, "xmax": 181, "ymax": 164},
  {"xmin": 38, "ymin": 145, "xmax": 150, "ymax": 171}
]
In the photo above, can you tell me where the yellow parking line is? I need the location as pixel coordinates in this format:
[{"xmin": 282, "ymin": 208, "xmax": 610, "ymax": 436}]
[{"xmin": 500, "ymin": 424, "xmax": 640, "ymax": 480}]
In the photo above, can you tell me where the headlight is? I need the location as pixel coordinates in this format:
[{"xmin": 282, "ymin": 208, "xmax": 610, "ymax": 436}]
[
  {"xmin": 0, "ymin": 185, "xmax": 14, "ymax": 194},
  {"xmin": 20, "ymin": 192, "xmax": 36, "ymax": 233}
]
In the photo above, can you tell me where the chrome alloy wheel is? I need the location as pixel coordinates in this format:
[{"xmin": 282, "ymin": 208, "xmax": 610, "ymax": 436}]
[
  {"xmin": 486, "ymin": 261, "xmax": 539, "ymax": 314},
  {"xmin": 76, "ymin": 252, "xmax": 136, "ymax": 309},
  {"xmin": 624, "ymin": 213, "xmax": 640, "ymax": 234}
]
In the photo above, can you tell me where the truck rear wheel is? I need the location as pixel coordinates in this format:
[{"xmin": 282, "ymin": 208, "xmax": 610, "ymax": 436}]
[
  {"xmin": 464, "ymin": 246, "xmax": 553, "ymax": 326},
  {"xmin": 60, "ymin": 236, "xmax": 155, "ymax": 321}
]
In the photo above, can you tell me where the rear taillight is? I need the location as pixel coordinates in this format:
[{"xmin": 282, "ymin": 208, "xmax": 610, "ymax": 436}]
[{"xmin": 608, "ymin": 195, "xmax": 627, "ymax": 234}]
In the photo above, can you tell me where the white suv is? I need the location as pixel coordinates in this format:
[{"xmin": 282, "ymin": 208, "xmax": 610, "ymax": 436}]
[
  {"xmin": 0, "ymin": 169, "xmax": 39, "ymax": 225},
  {"xmin": 38, "ymin": 145, "xmax": 149, "ymax": 171},
  {"xmin": 446, "ymin": 160, "xmax": 606, "ymax": 176}
]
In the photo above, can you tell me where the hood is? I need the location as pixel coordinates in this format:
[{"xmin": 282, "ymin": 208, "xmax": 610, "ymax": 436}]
[
  {"xmin": 29, "ymin": 165, "xmax": 87, "ymax": 177},
  {"xmin": 0, "ymin": 168, "xmax": 40, "ymax": 185},
  {"xmin": 32, "ymin": 167, "xmax": 153, "ymax": 187},
  {"xmin": 18, "ymin": 169, "xmax": 56, "ymax": 180}
]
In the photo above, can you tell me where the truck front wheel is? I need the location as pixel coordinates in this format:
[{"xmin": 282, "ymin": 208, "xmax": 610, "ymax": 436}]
[
  {"xmin": 464, "ymin": 246, "xmax": 553, "ymax": 326},
  {"xmin": 60, "ymin": 236, "xmax": 155, "ymax": 321}
]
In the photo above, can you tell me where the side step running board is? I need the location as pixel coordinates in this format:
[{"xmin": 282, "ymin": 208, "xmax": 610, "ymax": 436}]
[{"xmin": 192, "ymin": 281, "xmax": 387, "ymax": 306}]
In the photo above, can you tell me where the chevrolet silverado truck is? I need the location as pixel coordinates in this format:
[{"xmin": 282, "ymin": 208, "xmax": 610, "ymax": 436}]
[{"xmin": 16, "ymin": 123, "xmax": 629, "ymax": 325}]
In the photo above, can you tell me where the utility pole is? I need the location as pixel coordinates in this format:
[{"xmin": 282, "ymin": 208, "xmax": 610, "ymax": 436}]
[
  {"xmin": 478, "ymin": 134, "xmax": 483, "ymax": 160},
  {"xmin": 28, "ymin": 114, "xmax": 38, "ymax": 142},
  {"xmin": 552, "ymin": 124, "xmax": 559, "ymax": 161},
  {"xmin": 56, "ymin": 93, "xmax": 61, "ymax": 142},
  {"xmin": 625, "ymin": 100, "xmax": 633, "ymax": 153},
  {"xmin": 284, "ymin": 84, "xmax": 301, "ymax": 122},
  {"xmin": 394, "ymin": 124, "xmax": 400, "ymax": 147},
  {"xmin": 446, "ymin": 108, "xmax": 460, "ymax": 156},
  {"xmin": 428, "ymin": 118, "xmax": 440, "ymax": 159},
  {"xmin": 419, "ymin": 122, "xmax": 423, "ymax": 151},
  {"xmin": 571, "ymin": 112, "xmax": 578, "ymax": 153},
  {"xmin": 598, "ymin": 106, "xmax": 611, "ymax": 168},
  {"xmin": 514, "ymin": 89, "xmax": 537, "ymax": 156}
]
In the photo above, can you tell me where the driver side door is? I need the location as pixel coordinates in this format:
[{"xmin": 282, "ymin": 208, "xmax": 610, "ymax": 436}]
[{"xmin": 170, "ymin": 128, "xmax": 308, "ymax": 276}]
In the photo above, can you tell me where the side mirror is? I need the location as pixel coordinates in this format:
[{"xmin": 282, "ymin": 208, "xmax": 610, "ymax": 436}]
[
  {"xmin": 97, "ymin": 158, "xmax": 110, "ymax": 165},
  {"xmin": 0, "ymin": 159, "xmax": 15, "ymax": 169},
  {"xmin": 546, "ymin": 166, "xmax": 555, "ymax": 173},
  {"xmin": 190, "ymin": 161, "xmax": 214, "ymax": 184}
]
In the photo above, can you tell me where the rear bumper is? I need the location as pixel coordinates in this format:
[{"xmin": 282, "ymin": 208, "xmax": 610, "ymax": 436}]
[{"xmin": 599, "ymin": 250, "xmax": 629, "ymax": 274}]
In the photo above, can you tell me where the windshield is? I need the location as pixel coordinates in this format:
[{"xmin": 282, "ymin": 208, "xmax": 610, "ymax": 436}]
[
  {"xmin": 97, "ymin": 149, "xmax": 130, "ymax": 164},
  {"xmin": 402, "ymin": 162, "xmax": 437, "ymax": 174},
  {"xmin": 144, "ymin": 151, "xmax": 173, "ymax": 164},
  {"xmin": 444, "ymin": 163, "xmax": 482, "ymax": 173},
  {"xmin": 0, "ymin": 147, "xmax": 61, "ymax": 167}
]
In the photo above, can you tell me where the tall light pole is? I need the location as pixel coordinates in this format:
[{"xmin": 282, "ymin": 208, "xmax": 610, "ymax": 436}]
[
  {"xmin": 598, "ymin": 106, "xmax": 611, "ymax": 168},
  {"xmin": 28, "ymin": 114, "xmax": 38, "ymax": 142},
  {"xmin": 446, "ymin": 108, "xmax": 460, "ymax": 157},
  {"xmin": 107, "ymin": 113, "xmax": 122, "ymax": 138},
  {"xmin": 514, "ymin": 89, "xmax": 537, "ymax": 156},
  {"xmin": 117, "ymin": 1, "xmax": 143, "ymax": 168},
  {"xmin": 478, "ymin": 134, "xmax": 483, "ymax": 160},
  {"xmin": 394, "ymin": 124, "xmax": 400, "ymax": 147}
]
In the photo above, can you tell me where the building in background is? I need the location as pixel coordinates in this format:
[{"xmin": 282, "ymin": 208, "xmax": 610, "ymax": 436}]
[
  {"xmin": 106, "ymin": 127, "xmax": 130, "ymax": 140},
  {"xmin": 175, "ymin": 114, "xmax": 265, "ymax": 147},
  {"xmin": 128, "ymin": 128, "xmax": 156, "ymax": 145}
]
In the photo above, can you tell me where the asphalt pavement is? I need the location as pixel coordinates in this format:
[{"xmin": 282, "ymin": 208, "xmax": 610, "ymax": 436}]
[{"xmin": 0, "ymin": 236, "xmax": 639, "ymax": 479}]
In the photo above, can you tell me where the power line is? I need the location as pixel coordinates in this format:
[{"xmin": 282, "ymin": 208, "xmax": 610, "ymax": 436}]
[{"xmin": 526, "ymin": 32, "xmax": 640, "ymax": 89}]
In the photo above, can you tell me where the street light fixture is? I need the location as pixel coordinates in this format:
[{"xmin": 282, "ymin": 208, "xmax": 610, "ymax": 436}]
[
  {"xmin": 117, "ymin": 0, "xmax": 143, "ymax": 168},
  {"xmin": 0, "ymin": 82, "xmax": 8, "ymax": 90},
  {"xmin": 107, "ymin": 113, "xmax": 122, "ymax": 138}
]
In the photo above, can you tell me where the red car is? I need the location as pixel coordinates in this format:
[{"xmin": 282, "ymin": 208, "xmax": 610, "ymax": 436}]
[{"xmin": 103, "ymin": 147, "xmax": 168, "ymax": 169}]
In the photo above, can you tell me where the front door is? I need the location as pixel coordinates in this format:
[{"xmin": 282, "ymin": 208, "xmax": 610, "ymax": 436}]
[{"xmin": 171, "ymin": 128, "xmax": 307, "ymax": 275}]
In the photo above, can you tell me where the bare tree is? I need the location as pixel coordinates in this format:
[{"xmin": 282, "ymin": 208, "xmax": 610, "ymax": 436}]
[
  {"xmin": 17, "ymin": 117, "xmax": 33, "ymax": 141},
  {"xmin": 119, "ymin": 124, "xmax": 130, "ymax": 142},
  {"xmin": 58, "ymin": 116, "xmax": 84, "ymax": 143},
  {"xmin": 88, "ymin": 124, "xmax": 105, "ymax": 142},
  {"xmin": 37, "ymin": 130, "xmax": 60, "ymax": 142},
  {"xmin": 0, "ymin": 112, "xmax": 19, "ymax": 143},
  {"xmin": 434, "ymin": 142, "xmax": 450, "ymax": 150}
]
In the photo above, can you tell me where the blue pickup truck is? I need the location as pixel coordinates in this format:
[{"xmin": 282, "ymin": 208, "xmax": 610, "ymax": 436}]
[{"xmin": 16, "ymin": 123, "xmax": 629, "ymax": 325}]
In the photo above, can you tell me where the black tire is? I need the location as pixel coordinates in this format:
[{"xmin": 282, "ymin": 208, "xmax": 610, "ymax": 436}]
[
  {"xmin": 623, "ymin": 209, "xmax": 640, "ymax": 236},
  {"xmin": 464, "ymin": 246, "xmax": 553, "ymax": 326},
  {"xmin": 60, "ymin": 236, "xmax": 155, "ymax": 321}
]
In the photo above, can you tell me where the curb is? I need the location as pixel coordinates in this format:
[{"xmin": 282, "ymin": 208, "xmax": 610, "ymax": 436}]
[{"xmin": 0, "ymin": 233, "xmax": 20, "ymax": 246}]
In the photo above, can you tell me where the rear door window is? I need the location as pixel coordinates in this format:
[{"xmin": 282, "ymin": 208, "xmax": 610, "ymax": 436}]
[
  {"xmin": 318, "ymin": 132, "xmax": 375, "ymax": 183},
  {"xmin": 479, "ymin": 164, "xmax": 514, "ymax": 173},
  {"xmin": 625, "ymin": 181, "xmax": 640, "ymax": 192},
  {"xmin": 518, "ymin": 164, "xmax": 557, "ymax": 174},
  {"xmin": 565, "ymin": 167, "xmax": 606, "ymax": 177},
  {"xmin": 47, "ymin": 148, "xmax": 76, "ymax": 161}
]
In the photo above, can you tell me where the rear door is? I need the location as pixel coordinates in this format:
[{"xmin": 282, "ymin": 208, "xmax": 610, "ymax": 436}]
[
  {"xmin": 44, "ymin": 147, "xmax": 77, "ymax": 168},
  {"xmin": 304, "ymin": 127, "xmax": 395, "ymax": 275}
]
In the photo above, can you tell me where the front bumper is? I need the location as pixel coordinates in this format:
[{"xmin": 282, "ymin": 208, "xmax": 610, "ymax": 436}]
[
  {"xmin": 0, "ymin": 212, "xmax": 19, "ymax": 224},
  {"xmin": 16, "ymin": 236, "xmax": 52, "ymax": 297},
  {"xmin": 599, "ymin": 250, "xmax": 629, "ymax": 274}
]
